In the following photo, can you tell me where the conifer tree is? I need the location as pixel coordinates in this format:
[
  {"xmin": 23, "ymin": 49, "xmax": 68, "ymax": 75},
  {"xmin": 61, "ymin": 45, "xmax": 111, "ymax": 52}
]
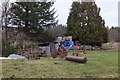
[
  {"xmin": 67, "ymin": 1, "xmax": 108, "ymax": 46},
  {"xmin": 10, "ymin": 1, "xmax": 57, "ymax": 42}
]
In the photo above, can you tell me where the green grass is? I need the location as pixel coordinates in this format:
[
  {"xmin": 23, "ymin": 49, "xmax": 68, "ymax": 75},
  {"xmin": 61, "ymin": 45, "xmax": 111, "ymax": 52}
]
[{"xmin": 1, "ymin": 49, "xmax": 118, "ymax": 78}]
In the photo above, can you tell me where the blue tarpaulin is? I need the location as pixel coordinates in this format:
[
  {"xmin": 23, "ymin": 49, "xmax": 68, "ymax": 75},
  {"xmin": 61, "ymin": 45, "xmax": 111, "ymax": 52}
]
[{"xmin": 61, "ymin": 40, "xmax": 74, "ymax": 47}]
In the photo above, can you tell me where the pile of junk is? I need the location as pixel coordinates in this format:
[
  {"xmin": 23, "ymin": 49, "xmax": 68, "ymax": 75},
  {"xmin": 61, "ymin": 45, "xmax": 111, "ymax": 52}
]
[
  {"xmin": 1, "ymin": 36, "xmax": 88, "ymax": 63},
  {"xmin": 49, "ymin": 36, "xmax": 88, "ymax": 63}
]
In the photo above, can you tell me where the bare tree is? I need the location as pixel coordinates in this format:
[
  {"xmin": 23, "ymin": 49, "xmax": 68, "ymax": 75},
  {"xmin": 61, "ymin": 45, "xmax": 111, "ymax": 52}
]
[
  {"xmin": 1, "ymin": 0, "xmax": 10, "ymax": 42},
  {"xmin": 108, "ymin": 27, "xmax": 120, "ymax": 42},
  {"xmin": 49, "ymin": 24, "xmax": 66, "ymax": 37}
]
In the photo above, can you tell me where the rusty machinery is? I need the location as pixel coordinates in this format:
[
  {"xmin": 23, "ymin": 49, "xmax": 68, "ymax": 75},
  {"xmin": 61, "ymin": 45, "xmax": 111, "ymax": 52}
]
[
  {"xmin": 51, "ymin": 46, "xmax": 68, "ymax": 58},
  {"xmin": 50, "ymin": 40, "xmax": 88, "ymax": 63},
  {"xmin": 51, "ymin": 46, "xmax": 87, "ymax": 63}
]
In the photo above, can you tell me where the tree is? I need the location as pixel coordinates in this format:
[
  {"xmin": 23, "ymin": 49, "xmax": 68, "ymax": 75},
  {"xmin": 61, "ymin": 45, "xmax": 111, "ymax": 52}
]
[
  {"xmin": 0, "ymin": 1, "xmax": 16, "ymax": 56},
  {"xmin": 108, "ymin": 27, "xmax": 120, "ymax": 42},
  {"xmin": 67, "ymin": 1, "xmax": 108, "ymax": 47},
  {"xmin": 10, "ymin": 1, "xmax": 57, "ymax": 42},
  {"xmin": 1, "ymin": 1, "xmax": 10, "ymax": 42},
  {"xmin": 48, "ymin": 24, "xmax": 66, "ymax": 38},
  {"xmin": 2, "ymin": 39, "xmax": 16, "ymax": 57}
]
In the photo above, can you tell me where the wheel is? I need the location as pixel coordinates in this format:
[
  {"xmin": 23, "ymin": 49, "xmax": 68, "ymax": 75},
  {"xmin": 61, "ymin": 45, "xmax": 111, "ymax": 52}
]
[
  {"xmin": 60, "ymin": 52, "xmax": 68, "ymax": 58},
  {"xmin": 73, "ymin": 52, "xmax": 78, "ymax": 56},
  {"xmin": 51, "ymin": 52, "xmax": 57, "ymax": 58}
]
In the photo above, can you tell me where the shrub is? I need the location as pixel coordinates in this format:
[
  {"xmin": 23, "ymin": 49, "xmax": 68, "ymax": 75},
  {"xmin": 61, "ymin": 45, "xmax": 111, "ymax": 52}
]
[{"xmin": 2, "ymin": 40, "xmax": 16, "ymax": 57}]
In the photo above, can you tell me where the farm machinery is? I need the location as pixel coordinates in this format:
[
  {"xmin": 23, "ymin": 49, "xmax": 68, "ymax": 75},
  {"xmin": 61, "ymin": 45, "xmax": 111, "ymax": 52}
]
[
  {"xmin": 50, "ymin": 36, "xmax": 88, "ymax": 63},
  {"xmin": 51, "ymin": 46, "xmax": 68, "ymax": 58},
  {"xmin": 16, "ymin": 36, "xmax": 88, "ymax": 63}
]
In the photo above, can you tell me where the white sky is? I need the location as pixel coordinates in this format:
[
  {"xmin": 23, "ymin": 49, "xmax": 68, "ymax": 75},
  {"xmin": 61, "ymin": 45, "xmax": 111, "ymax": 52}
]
[
  {"xmin": 53, "ymin": 0, "xmax": 119, "ymax": 27},
  {"xmin": 0, "ymin": 0, "xmax": 119, "ymax": 27}
]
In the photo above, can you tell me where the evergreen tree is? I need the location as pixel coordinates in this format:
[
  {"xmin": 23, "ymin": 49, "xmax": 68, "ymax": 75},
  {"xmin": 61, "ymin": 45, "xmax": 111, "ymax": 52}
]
[
  {"xmin": 67, "ymin": 1, "xmax": 108, "ymax": 47},
  {"xmin": 10, "ymin": 1, "xmax": 57, "ymax": 42}
]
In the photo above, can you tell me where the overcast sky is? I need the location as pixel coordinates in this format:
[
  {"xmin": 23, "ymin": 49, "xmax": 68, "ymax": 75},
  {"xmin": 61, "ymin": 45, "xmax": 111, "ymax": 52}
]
[
  {"xmin": 0, "ymin": 0, "xmax": 119, "ymax": 27},
  {"xmin": 53, "ymin": 0, "xmax": 119, "ymax": 27}
]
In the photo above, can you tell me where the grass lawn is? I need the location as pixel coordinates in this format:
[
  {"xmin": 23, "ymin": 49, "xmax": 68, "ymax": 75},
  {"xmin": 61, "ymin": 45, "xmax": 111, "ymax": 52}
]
[{"xmin": 1, "ymin": 49, "xmax": 118, "ymax": 78}]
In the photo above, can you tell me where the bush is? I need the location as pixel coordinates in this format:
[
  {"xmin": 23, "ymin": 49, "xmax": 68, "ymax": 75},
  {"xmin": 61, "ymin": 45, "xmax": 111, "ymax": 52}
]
[{"xmin": 2, "ymin": 40, "xmax": 16, "ymax": 57}]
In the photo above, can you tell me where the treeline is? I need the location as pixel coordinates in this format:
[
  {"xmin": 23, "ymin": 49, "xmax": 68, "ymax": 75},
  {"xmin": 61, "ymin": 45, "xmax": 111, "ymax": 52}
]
[
  {"xmin": 108, "ymin": 27, "xmax": 120, "ymax": 42},
  {"xmin": 1, "ymin": 1, "xmax": 112, "ymax": 56}
]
